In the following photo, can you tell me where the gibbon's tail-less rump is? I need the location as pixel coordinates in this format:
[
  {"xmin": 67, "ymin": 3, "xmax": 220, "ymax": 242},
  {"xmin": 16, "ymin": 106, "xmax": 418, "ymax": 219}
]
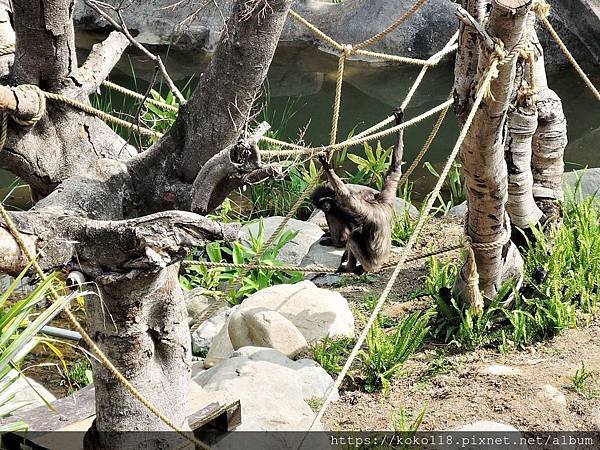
[{"xmin": 312, "ymin": 107, "xmax": 405, "ymax": 273}]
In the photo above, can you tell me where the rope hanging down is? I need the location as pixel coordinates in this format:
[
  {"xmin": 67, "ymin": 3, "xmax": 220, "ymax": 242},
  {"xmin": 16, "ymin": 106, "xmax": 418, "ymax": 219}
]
[{"xmin": 532, "ymin": 0, "xmax": 600, "ymax": 101}]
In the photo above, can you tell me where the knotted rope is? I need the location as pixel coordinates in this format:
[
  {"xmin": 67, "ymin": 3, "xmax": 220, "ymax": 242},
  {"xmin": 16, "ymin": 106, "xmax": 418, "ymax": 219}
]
[
  {"xmin": 0, "ymin": 84, "xmax": 46, "ymax": 150},
  {"xmin": 462, "ymin": 212, "xmax": 512, "ymax": 314}
]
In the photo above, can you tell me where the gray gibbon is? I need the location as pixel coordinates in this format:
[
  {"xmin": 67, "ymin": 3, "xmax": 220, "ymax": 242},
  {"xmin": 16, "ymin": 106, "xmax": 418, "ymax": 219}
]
[{"xmin": 311, "ymin": 108, "xmax": 405, "ymax": 274}]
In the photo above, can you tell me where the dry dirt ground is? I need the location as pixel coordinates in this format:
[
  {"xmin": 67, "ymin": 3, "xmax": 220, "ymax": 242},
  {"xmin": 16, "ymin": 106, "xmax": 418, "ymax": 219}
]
[{"xmin": 322, "ymin": 218, "xmax": 600, "ymax": 432}]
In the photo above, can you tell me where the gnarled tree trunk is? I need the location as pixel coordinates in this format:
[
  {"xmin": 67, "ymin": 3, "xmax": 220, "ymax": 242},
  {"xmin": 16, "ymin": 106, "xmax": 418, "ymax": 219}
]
[
  {"xmin": 453, "ymin": 0, "xmax": 532, "ymax": 304},
  {"xmin": 0, "ymin": 0, "xmax": 292, "ymax": 448}
]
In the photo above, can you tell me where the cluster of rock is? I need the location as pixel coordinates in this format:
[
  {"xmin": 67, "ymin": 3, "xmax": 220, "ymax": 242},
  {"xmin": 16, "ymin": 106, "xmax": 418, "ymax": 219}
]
[
  {"xmin": 73, "ymin": 0, "xmax": 600, "ymax": 67},
  {"xmin": 189, "ymin": 280, "xmax": 354, "ymax": 431}
]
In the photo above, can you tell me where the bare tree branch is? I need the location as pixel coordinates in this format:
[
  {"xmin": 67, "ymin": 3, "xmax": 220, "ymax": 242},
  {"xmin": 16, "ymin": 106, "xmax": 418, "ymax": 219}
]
[
  {"xmin": 74, "ymin": 30, "xmax": 130, "ymax": 95},
  {"xmin": 83, "ymin": 0, "xmax": 186, "ymax": 103}
]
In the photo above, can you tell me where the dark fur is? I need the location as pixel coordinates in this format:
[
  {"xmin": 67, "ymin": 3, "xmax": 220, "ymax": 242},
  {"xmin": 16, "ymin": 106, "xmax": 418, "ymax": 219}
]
[{"xmin": 312, "ymin": 108, "xmax": 405, "ymax": 273}]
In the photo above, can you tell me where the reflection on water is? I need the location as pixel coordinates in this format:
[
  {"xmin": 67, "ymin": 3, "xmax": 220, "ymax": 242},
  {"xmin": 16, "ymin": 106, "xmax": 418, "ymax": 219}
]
[{"xmin": 2, "ymin": 43, "xmax": 599, "ymax": 205}]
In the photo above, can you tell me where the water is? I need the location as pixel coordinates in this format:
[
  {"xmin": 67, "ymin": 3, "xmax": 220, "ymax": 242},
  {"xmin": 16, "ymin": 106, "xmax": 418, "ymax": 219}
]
[{"xmin": 2, "ymin": 43, "xmax": 599, "ymax": 205}]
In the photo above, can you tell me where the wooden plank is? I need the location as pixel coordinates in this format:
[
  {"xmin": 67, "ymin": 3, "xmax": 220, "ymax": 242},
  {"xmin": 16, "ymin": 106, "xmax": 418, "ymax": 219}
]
[
  {"xmin": 0, "ymin": 384, "xmax": 95, "ymax": 432},
  {"xmin": 1, "ymin": 382, "xmax": 241, "ymax": 450}
]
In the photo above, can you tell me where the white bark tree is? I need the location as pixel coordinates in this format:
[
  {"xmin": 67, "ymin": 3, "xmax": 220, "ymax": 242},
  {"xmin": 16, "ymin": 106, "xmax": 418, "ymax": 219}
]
[{"xmin": 452, "ymin": 0, "xmax": 566, "ymax": 310}]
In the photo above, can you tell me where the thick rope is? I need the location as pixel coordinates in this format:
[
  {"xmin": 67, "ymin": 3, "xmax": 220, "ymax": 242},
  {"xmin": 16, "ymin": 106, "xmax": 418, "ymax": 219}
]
[
  {"xmin": 261, "ymin": 98, "xmax": 453, "ymax": 157},
  {"xmin": 532, "ymin": 0, "xmax": 600, "ymax": 101},
  {"xmin": 299, "ymin": 58, "xmax": 500, "ymax": 442},
  {"xmin": 353, "ymin": 0, "xmax": 430, "ymax": 51},
  {"xmin": 101, "ymin": 80, "xmax": 180, "ymax": 112},
  {"xmin": 44, "ymin": 91, "xmax": 162, "ymax": 138},
  {"xmin": 288, "ymin": 9, "xmax": 345, "ymax": 52},
  {"xmin": 462, "ymin": 212, "xmax": 511, "ymax": 314},
  {"xmin": 0, "ymin": 85, "xmax": 47, "ymax": 150},
  {"xmin": 0, "ymin": 42, "xmax": 14, "ymax": 56},
  {"xmin": 182, "ymin": 243, "xmax": 462, "ymax": 275},
  {"xmin": 398, "ymin": 92, "xmax": 452, "ymax": 188}
]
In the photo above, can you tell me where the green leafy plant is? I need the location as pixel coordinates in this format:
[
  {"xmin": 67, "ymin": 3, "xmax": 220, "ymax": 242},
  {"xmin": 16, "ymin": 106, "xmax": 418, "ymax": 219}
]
[
  {"xmin": 180, "ymin": 219, "xmax": 303, "ymax": 304},
  {"xmin": 424, "ymin": 161, "xmax": 466, "ymax": 212},
  {"xmin": 346, "ymin": 141, "xmax": 393, "ymax": 190},
  {"xmin": 0, "ymin": 267, "xmax": 78, "ymax": 431},
  {"xmin": 312, "ymin": 336, "xmax": 354, "ymax": 376},
  {"xmin": 61, "ymin": 358, "xmax": 93, "ymax": 395},
  {"xmin": 570, "ymin": 362, "xmax": 600, "ymax": 399},
  {"xmin": 359, "ymin": 310, "xmax": 433, "ymax": 394},
  {"xmin": 392, "ymin": 405, "xmax": 427, "ymax": 435},
  {"xmin": 427, "ymin": 196, "xmax": 600, "ymax": 351}
]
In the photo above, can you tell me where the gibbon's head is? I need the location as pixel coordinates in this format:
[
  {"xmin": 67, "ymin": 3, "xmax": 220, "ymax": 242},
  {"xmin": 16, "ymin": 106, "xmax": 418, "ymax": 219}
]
[{"xmin": 311, "ymin": 185, "xmax": 337, "ymax": 212}]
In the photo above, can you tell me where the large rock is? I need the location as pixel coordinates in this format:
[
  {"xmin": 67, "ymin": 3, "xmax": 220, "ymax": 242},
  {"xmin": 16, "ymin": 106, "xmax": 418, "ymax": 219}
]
[
  {"xmin": 241, "ymin": 217, "xmax": 323, "ymax": 265},
  {"xmin": 231, "ymin": 346, "xmax": 338, "ymax": 401},
  {"xmin": 237, "ymin": 280, "xmax": 354, "ymax": 343},
  {"xmin": 563, "ymin": 168, "xmax": 600, "ymax": 201},
  {"xmin": 228, "ymin": 308, "xmax": 308, "ymax": 357},
  {"xmin": 203, "ymin": 319, "xmax": 235, "ymax": 368},
  {"xmin": 193, "ymin": 354, "xmax": 323, "ymax": 432},
  {"xmin": 191, "ymin": 307, "xmax": 233, "ymax": 356},
  {"xmin": 73, "ymin": 0, "xmax": 600, "ymax": 67}
]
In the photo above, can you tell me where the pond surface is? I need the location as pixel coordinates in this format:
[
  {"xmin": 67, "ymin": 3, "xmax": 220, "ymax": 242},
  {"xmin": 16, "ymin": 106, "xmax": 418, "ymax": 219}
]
[{"xmin": 2, "ymin": 43, "xmax": 599, "ymax": 205}]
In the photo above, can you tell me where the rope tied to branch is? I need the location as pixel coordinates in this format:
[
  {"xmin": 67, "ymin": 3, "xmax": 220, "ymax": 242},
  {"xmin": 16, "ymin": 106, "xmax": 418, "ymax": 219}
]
[
  {"xmin": 531, "ymin": 0, "xmax": 551, "ymax": 19},
  {"xmin": 462, "ymin": 212, "xmax": 512, "ymax": 314},
  {"xmin": 0, "ymin": 84, "xmax": 46, "ymax": 150}
]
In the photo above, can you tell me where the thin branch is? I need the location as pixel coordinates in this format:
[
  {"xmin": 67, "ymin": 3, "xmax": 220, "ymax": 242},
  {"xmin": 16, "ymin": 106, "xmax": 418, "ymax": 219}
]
[
  {"xmin": 84, "ymin": 0, "xmax": 186, "ymax": 104},
  {"xmin": 455, "ymin": 5, "xmax": 495, "ymax": 53}
]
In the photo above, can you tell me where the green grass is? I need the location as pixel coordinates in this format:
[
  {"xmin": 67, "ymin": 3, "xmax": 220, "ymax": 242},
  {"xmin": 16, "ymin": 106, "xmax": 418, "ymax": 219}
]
[
  {"xmin": 426, "ymin": 196, "xmax": 600, "ymax": 352},
  {"xmin": 359, "ymin": 309, "xmax": 433, "ymax": 394},
  {"xmin": 570, "ymin": 362, "xmax": 600, "ymax": 399},
  {"xmin": 312, "ymin": 336, "xmax": 354, "ymax": 376}
]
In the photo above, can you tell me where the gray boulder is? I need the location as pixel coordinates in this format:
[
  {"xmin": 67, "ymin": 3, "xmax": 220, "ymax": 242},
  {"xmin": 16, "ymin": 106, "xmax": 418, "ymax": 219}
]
[
  {"xmin": 203, "ymin": 318, "xmax": 235, "ymax": 368},
  {"xmin": 237, "ymin": 280, "xmax": 354, "ymax": 343},
  {"xmin": 563, "ymin": 168, "xmax": 600, "ymax": 201},
  {"xmin": 241, "ymin": 217, "xmax": 323, "ymax": 265},
  {"xmin": 446, "ymin": 201, "xmax": 467, "ymax": 220},
  {"xmin": 231, "ymin": 346, "xmax": 338, "ymax": 401},
  {"xmin": 193, "ymin": 355, "xmax": 323, "ymax": 432},
  {"xmin": 191, "ymin": 307, "xmax": 233, "ymax": 356},
  {"xmin": 228, "ymin": 308, "xmax": 309, "ymax": 357}
]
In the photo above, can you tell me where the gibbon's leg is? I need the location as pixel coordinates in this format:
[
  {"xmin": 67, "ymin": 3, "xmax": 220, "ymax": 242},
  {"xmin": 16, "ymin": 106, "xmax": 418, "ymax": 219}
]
[
  {"xmin": 379, "ymin": 108, "xmax": 405, "ymax": 204},
  {"xmin": 319, "ymin": 232, "xmax": 334, "ymax": 246}
]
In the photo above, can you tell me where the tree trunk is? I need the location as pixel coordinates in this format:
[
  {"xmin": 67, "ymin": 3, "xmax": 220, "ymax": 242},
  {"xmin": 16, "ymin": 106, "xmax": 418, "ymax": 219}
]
[
  {"xmin": 86, "ymin": 265, "xmax": 191, "ymax": 448},
  {"xmin": 0, "ymin": 1, "xmax": 292, "ymax": 448},
  {"xmin": 454, "ymin": 0, "xmax": 532, "ymax": 304},
  {"xmin": 505, "ymin": 12, "xmax": 542, "ymax": 229}
]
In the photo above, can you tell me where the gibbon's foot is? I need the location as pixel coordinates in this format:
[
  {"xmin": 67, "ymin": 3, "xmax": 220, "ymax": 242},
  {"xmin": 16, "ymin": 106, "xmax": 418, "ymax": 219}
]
[
  {"xmin": 336, "ymin": 264, "xmax": 351, "ymax": 274},
  {"xmin": 318, "ymin": 154, "xmax": 331, "ymax": 170},
  {"xmin": 352, "ymin": 265, "xmax": 365, "ymax": 276},
  {"xmin": 319, "ymin": 236, "xmax": 334, "ymax": 246}
]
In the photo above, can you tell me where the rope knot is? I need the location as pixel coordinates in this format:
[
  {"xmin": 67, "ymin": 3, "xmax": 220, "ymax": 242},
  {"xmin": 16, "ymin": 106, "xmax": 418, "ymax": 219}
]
[
  {"xmin": 10, "ymin": 84, "xmax": 46, "ymax": 126},
  {"xmin": 342, "ymin": 44, "xmax": 354, "ymax": 57},
  {"xmin": 532, "ymin": 0, "xmax": 551, "ymax": 19},
  {"xmin": 492, "ymin": 38, "xmax": 506, "ymax": 62}
]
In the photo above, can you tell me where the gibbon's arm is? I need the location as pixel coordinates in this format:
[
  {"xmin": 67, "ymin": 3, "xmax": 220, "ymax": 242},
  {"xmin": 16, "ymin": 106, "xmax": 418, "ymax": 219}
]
[
  {"xmin": 318, "ymin": 155, "xmax": 368, "ymax": 215},
  {"xmin": 380, "ymin": 108, "xmax": 404, "ymax": 204}
]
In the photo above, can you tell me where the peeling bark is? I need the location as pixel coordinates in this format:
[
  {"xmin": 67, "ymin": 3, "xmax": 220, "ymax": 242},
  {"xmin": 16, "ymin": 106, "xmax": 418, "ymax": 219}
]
[{"xmin": 455, "ymin": 0, "xmax": 532, "ymax": 302}]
